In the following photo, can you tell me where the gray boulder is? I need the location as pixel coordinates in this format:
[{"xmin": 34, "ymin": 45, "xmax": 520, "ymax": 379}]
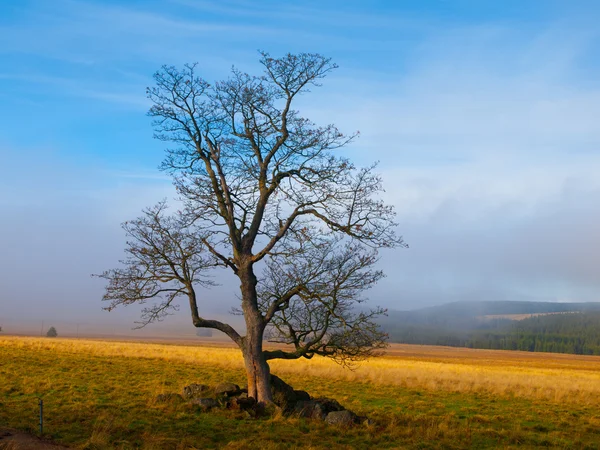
[
  {"xmin": 231, "ymin": 395, "xmax": 257, "ymax": 411},
  {"xmin": 294, "ymin": 390, "xmax": 311, "ymax": 401},
  {"xmin": 294, "ymin": 397, "xmax": 348, "ymax": 421},
  {"xmin": 182, "ymin": 383, "xmax": 211, "ymax": 399},
  {"xmin": 325, "ymin": 410, "xmax": 357, "ymax": 427},
  {"xmin": 191, "ymin": 397, "xmax": 219, "ymax": 411},
  {"xmin": 214, "ymin": 382, "xmax": 241, "ymax": 397},
  {"xmin": 293, "ymin": 400, "xmax": 328, "ymax": 420},
  {"xmin": 312, "ymin": 397, "xmax": 344, "ymax": 414},
  {"xmin": 271, "ymin": 375, "xmax": 297, "ymax": 411}
]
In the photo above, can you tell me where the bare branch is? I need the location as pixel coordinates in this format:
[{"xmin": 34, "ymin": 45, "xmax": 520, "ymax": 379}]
[
  {"xmin": 94, "ymin": 201, "xmax": 242, "ymax": 346},
  {"xmin": 259, "ymin": 236, "xmax": 389, "ymax": 365}
]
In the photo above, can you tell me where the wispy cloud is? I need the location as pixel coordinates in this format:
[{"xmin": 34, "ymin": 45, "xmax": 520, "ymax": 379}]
[
  {"xmin": 0, "ymin": 0, "xmax": 286, "ymax": 65},
  {"xmin": 292, "ymin": 22, "xmax": 600, "ymax": 307},
  {"xmin": 0, "ymin": 72, "xmax": 150, "ymax": 108},
  {"xmin": 170, "ymin": 0, "xmax": 435, "ymax": 32}
]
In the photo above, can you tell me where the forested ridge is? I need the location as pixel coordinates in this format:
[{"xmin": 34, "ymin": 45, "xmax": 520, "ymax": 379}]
[
  {"xmin": 467, "ymin": 312, "xmax": 600, "ymax": 354},
  {"xmin": 381, "ymin": 301, "xmax": 600, "ymax": 355}
]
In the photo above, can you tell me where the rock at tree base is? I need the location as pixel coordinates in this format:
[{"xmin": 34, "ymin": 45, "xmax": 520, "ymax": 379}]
[
  {"xmin": 178, "ymin": 375, "xmax": 370, "ymax": 426},
  {"xmin": 182, "ymin": 383, "xmax": 211, "ymax": 399},
  {"xmin": 325, "ymin": 410, "xmax": 357, "ymax": 427},
  {"xmin": 294, "ymin": 400, "xmax": 327, "ymax": 420},
  {"xmin": 270, "ymin": 375, "xmax": 298, "ymax": 411},
  {"xmin": 191, "ymin": 398, "xmax": 219, "ymax": 411},
  {"xmin": 260, "ymin": 403, "xmax": 283, "ymax": 417},
  {"xmin": 294, "ymin": 397, "xmax": 346, "ymax": 421},
  {"xmin": 293, "ymin": 390, "xmax": 311, "ymax": 402},
  {"xmin": 231, "ymin": 395, "xmax": 257, "ymax": 411},
  {"xmin": 214, "ymin": 382, "xmax": 241, "ymax": 396},
  {"xmin": 312, "ymin": 398, "xmax": 344, "ymax": 413},
  {"xmin": 155, "ymin": 393, "xmax": 184, "ymax": 404}
]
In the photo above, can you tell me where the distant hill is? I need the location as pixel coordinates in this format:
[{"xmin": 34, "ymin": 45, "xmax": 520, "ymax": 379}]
[{"xmin": 379, "ymin": 301, "xmax": 600, "ymax": 355}]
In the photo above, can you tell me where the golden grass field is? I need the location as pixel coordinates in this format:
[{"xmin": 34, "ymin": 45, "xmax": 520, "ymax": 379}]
[{"xmin": 1, "ymin": 336, "xmax": 600, "ymax": 449}]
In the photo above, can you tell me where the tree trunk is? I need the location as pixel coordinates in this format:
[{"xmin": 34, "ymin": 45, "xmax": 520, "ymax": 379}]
[
  {"xmin": 239, "ymin": 262, "xmax": 273, "ymax": 404},
  {"xmin": 242, "ymin": 326, "xmax": 272, "ymax": 403}
]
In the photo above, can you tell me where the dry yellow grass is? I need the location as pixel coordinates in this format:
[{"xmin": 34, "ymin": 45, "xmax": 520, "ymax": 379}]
[
  {"xmin": 3, "ymin": 336, "xmax": 599, "ymax": 407},
  {"xmin": 3, "ymin": 335, "xmax": 600, "ymax": 448}
]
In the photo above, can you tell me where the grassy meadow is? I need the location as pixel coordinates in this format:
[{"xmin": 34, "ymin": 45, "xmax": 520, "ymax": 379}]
[{"xmin": 1, "ymin": 336, "xmax": 600, "ymax": 449}]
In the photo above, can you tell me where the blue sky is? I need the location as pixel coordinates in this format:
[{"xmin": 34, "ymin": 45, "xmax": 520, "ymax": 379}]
[{"xmin": 1, "ymin": 0, "xmax": 600, "ymax": 336}]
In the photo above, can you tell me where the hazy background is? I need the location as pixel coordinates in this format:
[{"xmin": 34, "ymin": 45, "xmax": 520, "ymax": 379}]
[{"xmin": 1, "ymin": 0, "xmax": 599, "ymax": 337}]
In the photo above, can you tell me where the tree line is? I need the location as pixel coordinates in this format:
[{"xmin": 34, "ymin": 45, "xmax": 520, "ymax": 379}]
[{"xmin": 386, "ymin": 312, "xmax": 600, "ymax": 355}]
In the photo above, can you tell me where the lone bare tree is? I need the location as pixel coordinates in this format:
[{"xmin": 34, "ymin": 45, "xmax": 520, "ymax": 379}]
[{"xmin": 98, "ymin": 52, "xmax": 405, "ymax": 404}]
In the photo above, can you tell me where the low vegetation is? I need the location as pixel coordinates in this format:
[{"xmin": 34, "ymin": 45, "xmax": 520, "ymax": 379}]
[
  {"xmin": 2, "ymin": 336, "xmax": 600, "ymax": 449},
  {"xmin": 46, "ymin": 326, "xmax": 58, "ymax": 338}
]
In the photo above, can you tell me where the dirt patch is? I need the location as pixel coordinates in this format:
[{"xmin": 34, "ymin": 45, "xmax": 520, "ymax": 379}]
[{"xmin": 0, "ymin": 429, "xmax": 68, "ymax": 449}]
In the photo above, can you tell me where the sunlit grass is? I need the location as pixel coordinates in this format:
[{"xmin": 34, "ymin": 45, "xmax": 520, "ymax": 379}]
[
  {"xmin": 4, "ymin": 336, "xmax": 599, "ymax": 405},
  {"xmin": 2, "ymin": 336, "xmax": 600, "ymax": 449}
]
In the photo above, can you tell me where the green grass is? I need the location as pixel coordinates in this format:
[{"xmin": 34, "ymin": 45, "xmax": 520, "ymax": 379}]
[{"xmin": 1, "ymin": 339, "xmax": 599, "ymax": 449}]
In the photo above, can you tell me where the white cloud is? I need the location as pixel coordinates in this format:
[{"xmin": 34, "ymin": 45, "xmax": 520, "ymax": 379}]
[{"xmin": 294, "ymin": 24, "xmax": 600, "ymax": 307}]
